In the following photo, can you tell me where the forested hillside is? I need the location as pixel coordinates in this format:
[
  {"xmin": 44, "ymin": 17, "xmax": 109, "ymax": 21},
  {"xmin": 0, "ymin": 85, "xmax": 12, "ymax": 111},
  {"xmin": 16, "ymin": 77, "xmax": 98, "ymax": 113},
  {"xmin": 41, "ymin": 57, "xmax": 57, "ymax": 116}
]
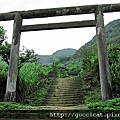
[
  {"xmin": 59, "ymin": 19, "xmax": 120, "ymax": 104},
  {"xmin": 74, "ymin": 19, "xmax": 120, "ymax": 58},
  {"xmin": 38, "ymin": 48, "xmax": 77, "ymax": 64}
]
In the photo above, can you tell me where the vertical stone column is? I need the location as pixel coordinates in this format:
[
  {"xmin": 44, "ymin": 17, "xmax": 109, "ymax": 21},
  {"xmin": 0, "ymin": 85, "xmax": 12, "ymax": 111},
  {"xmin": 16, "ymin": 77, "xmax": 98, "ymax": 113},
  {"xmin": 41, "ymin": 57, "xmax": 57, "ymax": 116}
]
[
  {"xmin": 95, "ymin": 6, "xmax": 113, "ymax": 101},
  {"xmin": 4, "ymin": 13, "xmax": 22, "ymax": 102}
]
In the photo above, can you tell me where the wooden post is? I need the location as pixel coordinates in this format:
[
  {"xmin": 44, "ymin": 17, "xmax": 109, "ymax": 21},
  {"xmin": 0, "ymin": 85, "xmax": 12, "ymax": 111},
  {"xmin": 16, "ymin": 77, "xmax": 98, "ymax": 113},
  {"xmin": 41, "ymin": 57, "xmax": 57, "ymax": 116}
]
[
  {"xmin": 95, "ymin": 6, "xmax": 113, "ymax": 101},
  {"xmin": 4, "ymin": 13, "xmax": 22, "ymax": 102}
]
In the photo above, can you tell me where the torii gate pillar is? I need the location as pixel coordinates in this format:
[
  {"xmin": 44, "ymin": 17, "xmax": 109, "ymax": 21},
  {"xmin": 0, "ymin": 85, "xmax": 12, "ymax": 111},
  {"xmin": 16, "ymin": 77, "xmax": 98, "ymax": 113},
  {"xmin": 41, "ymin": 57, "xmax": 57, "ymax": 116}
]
[
  {"xmin": 4, "ymin": 13, "xmax": 22, "ymax": 102},
  {"xmin": 95, "ymin": 6, "xmax": 113, "ymax": 101}
]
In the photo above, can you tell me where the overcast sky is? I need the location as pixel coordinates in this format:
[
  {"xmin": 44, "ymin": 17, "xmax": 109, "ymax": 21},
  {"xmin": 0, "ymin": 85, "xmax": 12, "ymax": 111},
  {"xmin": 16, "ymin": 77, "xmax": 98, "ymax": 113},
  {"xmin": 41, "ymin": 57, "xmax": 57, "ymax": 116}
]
[{"xmin": 0, "ymin": 0, "xmax": 120, "ymax": 55}]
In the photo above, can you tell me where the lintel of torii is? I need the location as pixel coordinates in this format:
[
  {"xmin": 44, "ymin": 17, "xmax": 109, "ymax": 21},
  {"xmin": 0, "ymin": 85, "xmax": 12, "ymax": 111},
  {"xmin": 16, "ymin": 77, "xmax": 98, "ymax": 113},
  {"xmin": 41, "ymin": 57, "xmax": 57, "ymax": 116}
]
[
  {"xmin": 1, "ymin": 3, "xmax": 120, "ymax": 102},
  {"xmin": 0, "ymin": 3, "xmax": 120, "ymax": 21},
  {"xmin": 0, "ymin": 3, "xmax": 120, "ymax": 31}
]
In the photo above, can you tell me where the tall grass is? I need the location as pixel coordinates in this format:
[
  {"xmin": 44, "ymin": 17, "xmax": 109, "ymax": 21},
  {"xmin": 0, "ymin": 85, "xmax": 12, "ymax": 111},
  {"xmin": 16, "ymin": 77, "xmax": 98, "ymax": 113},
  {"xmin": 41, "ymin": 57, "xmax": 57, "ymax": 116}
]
[
  {"xmin": 0, "ymin": 61, "xmax": 52, "ymax": 105},
  {"xmin": 81, "ymin": 43, "xmax": 120, "ymax": 104},
  {"xmin": 108, "ymin": 44, "xmax": 120, "ymax": 97},
  {"xmin": 18, "ymin": 63, "xmax": 51, "ymax": 105}
]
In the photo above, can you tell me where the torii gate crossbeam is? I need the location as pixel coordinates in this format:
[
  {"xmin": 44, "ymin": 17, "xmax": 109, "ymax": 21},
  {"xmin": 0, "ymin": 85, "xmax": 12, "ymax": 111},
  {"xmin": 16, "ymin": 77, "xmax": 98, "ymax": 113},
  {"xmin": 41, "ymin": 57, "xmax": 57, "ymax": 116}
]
[{"xmin": 0, "ymin": 3, "xmax": 120, "ymax": 21}]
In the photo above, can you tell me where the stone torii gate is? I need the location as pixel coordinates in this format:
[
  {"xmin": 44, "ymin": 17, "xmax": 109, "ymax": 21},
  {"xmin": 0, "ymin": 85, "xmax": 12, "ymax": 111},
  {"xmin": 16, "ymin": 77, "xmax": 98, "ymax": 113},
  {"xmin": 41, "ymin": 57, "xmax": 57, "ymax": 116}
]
[{"xmin": 0, "ymin": 3, "xmax": 120, "ymax": 102}]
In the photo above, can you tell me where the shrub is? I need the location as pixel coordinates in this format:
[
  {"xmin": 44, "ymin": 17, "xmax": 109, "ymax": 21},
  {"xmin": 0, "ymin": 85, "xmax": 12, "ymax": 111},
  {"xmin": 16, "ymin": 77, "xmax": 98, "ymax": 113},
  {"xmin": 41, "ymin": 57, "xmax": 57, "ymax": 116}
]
[
  {"xmin": 0, "ymin": 102, "xmax": 37, "ymax": 110},
  {"xmin": 0, "ymin": 62, "xmax": 8, "ymax": 101},
  {"xmin": 108, "ymin": 43, "xmax": 120, "ymax": 97},
  {"xmin": 87, "ymin": 98, "xmax": 120, "ymax": 110},
  {"xmin": 81, "ymin": 43, "xmax": 120, "ymax": 104},
  {"xmin": 17, "ymin": 63, "xmax": 51, "ymax": 105}
]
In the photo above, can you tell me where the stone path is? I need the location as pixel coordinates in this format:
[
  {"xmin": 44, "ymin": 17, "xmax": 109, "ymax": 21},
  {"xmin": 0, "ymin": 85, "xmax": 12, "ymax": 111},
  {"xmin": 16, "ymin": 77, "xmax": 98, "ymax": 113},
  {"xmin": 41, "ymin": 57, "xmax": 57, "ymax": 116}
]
[{"xmin": 42, "ymin": 76, "xmax": 87, "ymax": 109}]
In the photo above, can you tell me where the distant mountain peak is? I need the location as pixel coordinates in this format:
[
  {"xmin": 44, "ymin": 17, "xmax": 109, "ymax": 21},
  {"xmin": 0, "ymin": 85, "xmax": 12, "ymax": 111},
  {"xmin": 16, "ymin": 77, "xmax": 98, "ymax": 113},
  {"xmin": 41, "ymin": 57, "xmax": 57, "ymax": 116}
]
[
  {"xmin": 38, "ymin": 48, "xmax": 77, "ymax": 64},
  {"xmin": 52, "ymin": 48, "xmax": 77, "ymax": 56}
]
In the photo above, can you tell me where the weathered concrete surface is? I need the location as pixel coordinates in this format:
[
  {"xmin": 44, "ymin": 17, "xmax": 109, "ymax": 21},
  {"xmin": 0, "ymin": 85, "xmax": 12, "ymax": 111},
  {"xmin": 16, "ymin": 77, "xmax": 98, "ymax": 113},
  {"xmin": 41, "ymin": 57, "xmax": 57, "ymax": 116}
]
[
  {"xmin": 4, "ymin": 13, "xmax": 22, "ymax": 102},
  {"xmin": 21, "ymin": 20, "xmax": 96, "ymax": 32},
  {"xmin": 43, "ymin": 76, "xmax": 85, "ymax": 107},
  {"xmin": 0, "ymin": 3, "xmax": 120, "ymax": 21},
  {"xmin": 95, "ymin": 6, "xmax": 113, "ymax": 101}
]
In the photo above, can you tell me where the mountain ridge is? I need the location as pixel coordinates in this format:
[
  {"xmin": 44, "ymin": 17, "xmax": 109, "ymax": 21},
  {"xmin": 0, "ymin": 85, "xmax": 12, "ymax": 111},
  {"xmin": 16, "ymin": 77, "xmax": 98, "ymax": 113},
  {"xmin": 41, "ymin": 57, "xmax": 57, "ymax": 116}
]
[
  {"xmin": 74, "ymin": 19, "xmax": 120, "ymax": 58},
  {"xmin": 38, "ymin": 19, "xmax": 120, "ymax": 64},
  {"xmin": 38, "ymin": 48, "xmax": 77, "ymax": 64}
]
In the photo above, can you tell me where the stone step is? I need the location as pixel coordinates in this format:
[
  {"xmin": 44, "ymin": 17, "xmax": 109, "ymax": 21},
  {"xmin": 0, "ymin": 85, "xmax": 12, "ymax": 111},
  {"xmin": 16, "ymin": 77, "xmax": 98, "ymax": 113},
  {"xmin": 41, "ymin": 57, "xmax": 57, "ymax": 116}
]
[
  {"xmin": 43, "ymin": 101, "xmax": 84, "ymax": 106},
  {"xmin": 49, "ymin": 87, "xmax": 83, "ymax": 91},
  {"xmin": 51, "ymin": 79, "xmax": 82, "ymax": 83},
  {"xmin": 51, "ymin": 85, "xmax": 83, "ymax": 88},
  {"xmin": 50, "ymin": 84, "xmax": 83, "ymax": 87},
  {"xmin": 46, "ymin": 94, "xmax": 83, "ymax": 97},
  {"xmin": 43, "ymin": 76, "xmax": 84, "ymax": 107},
  {"xmin": 43, "ymin": 101, "xmax": 84, "ymax": 107},
  {"xmin": 45, "ymin": 94, "xmax": 84, "ymax": 99},
  {"xmin": 48, "ymin": 89, "xmax": 83, "ymax": 92},
  {"xmin": 43, "ymin": 98, "xmax": 83, "ymax": 102},
  {"xmin": 48, "ymin": 89, "xmax": 83, "ymax": 93},
  {"xmin": 47, "ymin": 91, "xmax": 84, "ymax": 94},
  {"xmin": 45, "ymin": 98, "xmax": 84, "ymax": 101},
  {"xmin": 45, "ymin": 96, "xmax": 84, "ymax": 100},
  {"xmin": 51, "ymin": 81, "xmax": 83, "ymax": 84},
  {"xmin": 50, "ymin": 84, "xmax": 82, "ymax": 89},
  {"xmin": 43, "ymin": 103, "xmax": 82, "ymax": 107},
  {"xmin": 45, "ymin": 95, "xmax": 84, "ymax": 100},
  {"xmin": 48, "ymin": 87, "xmax": 84, "ymax": 90},
  {"xmin": 46, "ymin": 93, "xmax": 83, "ymax": 97},
  {"xmin": 52, "ymin": 79, "xmax": 82, "ymax": 82},
  {"xmin": 50, "ymin": 85, "xmax": 83, "ymax": 88}
]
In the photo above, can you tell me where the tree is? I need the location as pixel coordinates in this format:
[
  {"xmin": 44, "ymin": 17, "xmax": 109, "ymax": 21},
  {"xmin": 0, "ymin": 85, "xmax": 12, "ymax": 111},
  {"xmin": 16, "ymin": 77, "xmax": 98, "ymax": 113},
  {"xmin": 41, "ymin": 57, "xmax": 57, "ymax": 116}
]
[
  {"xmin": 0, "ymin": 26, "xmax": 10, "ymax": 64},
  {"xmin": 0, "ymin": 26, "xmax": 7, "ymax": 45},
  {"xmin": 0, "ymin": 44, "xmax": 38, "ymax": 67},
  {"xmin": 19, "ymin": 46, "xmax": 38, "ymax": 68},
  {"xmin": 4, "ymin": 46, "xmax": 38, "ymax": 102},
  {"xmin": 0, "ymin": 42, "xmax": 11, "ymax": 64}
]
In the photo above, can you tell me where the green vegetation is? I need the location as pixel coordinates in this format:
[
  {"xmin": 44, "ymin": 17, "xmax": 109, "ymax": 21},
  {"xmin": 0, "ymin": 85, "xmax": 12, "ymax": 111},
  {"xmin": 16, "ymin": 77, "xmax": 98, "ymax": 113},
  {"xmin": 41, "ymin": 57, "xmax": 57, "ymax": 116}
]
[
  {"xmin": 87, "ymin": 98, "xmax": 120, "ymax": 110},
  {"xmin": 0, "ymin": 26, "xmax": 7, "ymax": 45},
  {"xmin": 0, "ymin": 19, "xmax": 120, "ymax": 112},
  {"xmin": 82, "ymin": 43, "xmax": 120, "ymax": 104},
  {"xmin": 74, "ymin": 19, "xmax": 120, "ymax": 59},
  {"xmin": 0, "ymin": 42, "xmax": 11, "ymax": 64},
  {"xmin": 0, "ymin": 102, "xmax": 38, "ymax": 110},
  {"xmin": 0, "ymin": 62, "xmax": 8, "ymax": 101},
  {"xmin": 18, "ymin": 63, "xmax": 52, "ymax": 105}
]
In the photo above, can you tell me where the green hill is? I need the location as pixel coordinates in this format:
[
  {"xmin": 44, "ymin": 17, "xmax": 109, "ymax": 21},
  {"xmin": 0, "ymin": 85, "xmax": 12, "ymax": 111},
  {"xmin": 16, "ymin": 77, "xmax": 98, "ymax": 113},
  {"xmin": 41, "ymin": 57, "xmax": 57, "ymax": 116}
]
[
  {"xmin": 58, "ymin": 19, "xmax": 120, "ymax": 102},
  {"xmin": 52, "ymin": 48, "xmax": 77, "ymax": 57},
  {"xmin": 74, "ymin": 19, "xmax": 120, "ymax": 58},
  {"xmin": 38, "ymin": 48, "xmax": 77, "ymax": 64}
]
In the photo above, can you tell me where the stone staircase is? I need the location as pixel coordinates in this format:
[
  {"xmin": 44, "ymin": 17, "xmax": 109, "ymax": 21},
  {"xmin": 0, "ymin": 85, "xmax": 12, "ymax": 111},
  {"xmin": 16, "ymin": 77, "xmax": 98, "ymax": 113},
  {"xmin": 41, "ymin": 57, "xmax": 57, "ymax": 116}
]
[
  {"xmin": 1, "ymin": 77, "xmax": 86, "ymax": 120},
  {"xmin": 42, "ymin": 76, "xmax": 85, "ymax": 107}
]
